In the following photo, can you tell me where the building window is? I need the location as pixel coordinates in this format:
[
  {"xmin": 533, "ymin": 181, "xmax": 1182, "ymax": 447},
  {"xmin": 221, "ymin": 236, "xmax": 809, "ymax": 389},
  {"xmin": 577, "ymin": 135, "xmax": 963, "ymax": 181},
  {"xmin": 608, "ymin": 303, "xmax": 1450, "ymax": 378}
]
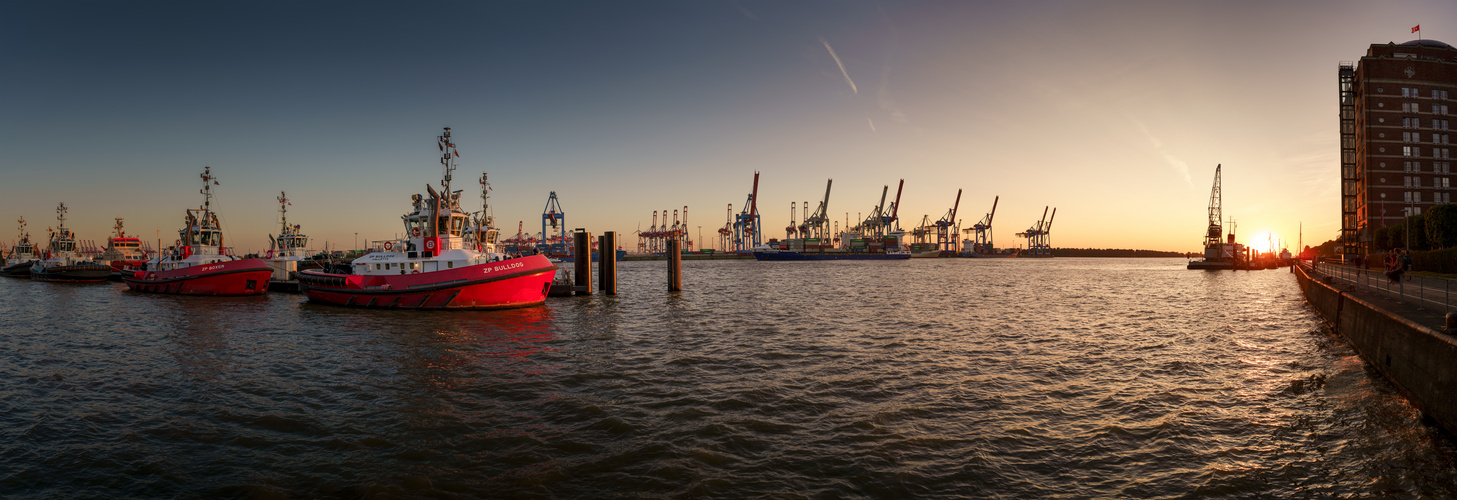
[
  {"xmin": 1406, "ymin": 191, "xmax": 1414, "ymax": 202},
  {"xmin": 1405, "ymin": 146, "xmax": 1414, "ymax": 157},
  {"xmin": 1404, "ymin": 132, "xmax": 1413, "ymax": 142},
  {"xmin": 1444, "ymin": 178, "xmax": 1451, "ymax": 189},
  {"xmin": 1405, "ymin": 176, "xmax": 1413, "ymax": 187}
]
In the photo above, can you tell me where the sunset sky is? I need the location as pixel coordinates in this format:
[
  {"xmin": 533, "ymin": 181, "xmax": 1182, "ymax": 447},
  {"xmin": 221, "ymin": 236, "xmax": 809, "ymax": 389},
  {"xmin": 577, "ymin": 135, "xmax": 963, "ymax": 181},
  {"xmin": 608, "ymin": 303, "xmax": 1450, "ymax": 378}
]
[{"xmin": 3, "ymin": 1, "xmax": 1455, "ymax": 254}]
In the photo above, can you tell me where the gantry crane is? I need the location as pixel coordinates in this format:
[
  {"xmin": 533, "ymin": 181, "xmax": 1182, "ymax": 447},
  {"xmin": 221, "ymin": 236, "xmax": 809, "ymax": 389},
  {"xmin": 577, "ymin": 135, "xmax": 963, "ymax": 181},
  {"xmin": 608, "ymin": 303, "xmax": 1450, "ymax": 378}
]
[
  {"xmin": 802, "ymin": 179, "xmax": 833, "ymax": 241},
  {"xmin": 935, "ymin": 189, "xmax": 961, "ymax": 253},
  {"xmin": 731, "ymin": 172, "xmax": 761, "ymax": 252},
  {"xmin": 964, "ymin": 195, "xmax": 998, "ymax": 255}
]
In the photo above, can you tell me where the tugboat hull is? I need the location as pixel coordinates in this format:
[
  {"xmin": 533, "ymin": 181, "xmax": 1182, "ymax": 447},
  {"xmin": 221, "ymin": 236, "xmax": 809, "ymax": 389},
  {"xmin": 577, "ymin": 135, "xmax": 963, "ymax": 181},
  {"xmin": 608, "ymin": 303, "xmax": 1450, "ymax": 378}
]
[
  {"xmin": 298, "ymin": 255, "xmax": 557, "ymax": 309},
  {"xmin": 30, "ymin": 263, "xmax": 113, "ymax": 283},
  {"xmin": 124, "ymin": 258, "xmax": 273, "ymax": 296},
  {"xmin": 2, "ymin": 261, "xmax": 35, "ymax": 278}
]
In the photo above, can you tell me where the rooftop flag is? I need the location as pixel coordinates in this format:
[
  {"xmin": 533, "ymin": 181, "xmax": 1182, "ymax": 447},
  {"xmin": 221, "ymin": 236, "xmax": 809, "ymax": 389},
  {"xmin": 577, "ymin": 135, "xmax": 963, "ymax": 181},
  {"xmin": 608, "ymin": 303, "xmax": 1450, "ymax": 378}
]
[{"xmin": 1412, "ymin": 25, "xmax": 1420, "ymax": 33}]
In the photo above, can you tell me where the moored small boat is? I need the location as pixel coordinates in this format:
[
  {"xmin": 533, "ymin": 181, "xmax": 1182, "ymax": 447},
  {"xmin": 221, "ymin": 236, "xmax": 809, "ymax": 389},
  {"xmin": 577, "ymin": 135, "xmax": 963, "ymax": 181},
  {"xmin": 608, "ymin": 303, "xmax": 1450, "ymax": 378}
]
[
  {"xmin": 2, "ymin": 217, "xmax": 40, "ymax": 278},
  {"xmin": 265, "ymin": 191, "xmax": 311, "ymax": 282},
  {"xmin": 298, "ymin": 128, "xmax": 557, "ymax": 309},
  {"xmin": 124, "ymin": 167, "xmax": 272, "ymax": 295},
  {"xmin": 30, "ymin": 203, "xmax": 112, "ymax": 283},
  {"xmin": 97, "ymin": 218, "xmax": 150, "ymax": 272}
]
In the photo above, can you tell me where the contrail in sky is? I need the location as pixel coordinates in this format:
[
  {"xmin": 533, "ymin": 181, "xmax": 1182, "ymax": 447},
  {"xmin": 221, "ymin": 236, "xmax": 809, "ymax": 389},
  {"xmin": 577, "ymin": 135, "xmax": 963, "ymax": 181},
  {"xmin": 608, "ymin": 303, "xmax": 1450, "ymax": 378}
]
[
  {"xmin": 820, "ymin": 37, "xmax": 857, "ymax": 94},
  {"xmin": 867, "ymin": 117, "xmax": 876, "ymax": 132}
]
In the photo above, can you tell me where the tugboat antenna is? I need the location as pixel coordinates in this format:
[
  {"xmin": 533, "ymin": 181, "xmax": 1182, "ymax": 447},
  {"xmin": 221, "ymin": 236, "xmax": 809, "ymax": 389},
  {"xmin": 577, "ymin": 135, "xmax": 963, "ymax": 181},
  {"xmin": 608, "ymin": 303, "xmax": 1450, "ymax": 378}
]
[
  {"xmin": 480, "ymin": 172, "xmax": 493, "ymax": 229},
  {"xmin": 200, "ymin": 166, "xmax": 218, "ymax": 213},
  {"xmin": 439, "ymin": 127, "xmax": 456, "ymax": 194}
]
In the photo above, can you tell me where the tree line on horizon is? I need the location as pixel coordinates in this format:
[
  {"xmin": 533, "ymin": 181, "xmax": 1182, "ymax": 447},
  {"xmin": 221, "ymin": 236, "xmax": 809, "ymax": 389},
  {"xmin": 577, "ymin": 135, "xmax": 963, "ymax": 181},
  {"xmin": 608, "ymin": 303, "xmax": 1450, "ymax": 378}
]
[{"xmin": 1049, "ymin": 248, "xmax": 1183, "ymax": 258}]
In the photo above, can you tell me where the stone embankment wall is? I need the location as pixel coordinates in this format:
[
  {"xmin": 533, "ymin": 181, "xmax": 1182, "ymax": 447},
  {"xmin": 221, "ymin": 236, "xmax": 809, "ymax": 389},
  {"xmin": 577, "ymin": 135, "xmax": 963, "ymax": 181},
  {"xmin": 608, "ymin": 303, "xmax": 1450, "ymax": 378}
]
[{"xmin": 1294, "ymin": 265, "xmax": 1457, "ymax": 436}]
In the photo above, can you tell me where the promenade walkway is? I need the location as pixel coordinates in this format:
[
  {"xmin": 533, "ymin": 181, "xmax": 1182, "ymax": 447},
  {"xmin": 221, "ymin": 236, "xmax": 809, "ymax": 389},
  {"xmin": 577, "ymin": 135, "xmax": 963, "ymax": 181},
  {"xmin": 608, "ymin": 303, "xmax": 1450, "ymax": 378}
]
[{"xmin": 1306, "ymin": 260, "xmax": 1457, "ymax": 316}]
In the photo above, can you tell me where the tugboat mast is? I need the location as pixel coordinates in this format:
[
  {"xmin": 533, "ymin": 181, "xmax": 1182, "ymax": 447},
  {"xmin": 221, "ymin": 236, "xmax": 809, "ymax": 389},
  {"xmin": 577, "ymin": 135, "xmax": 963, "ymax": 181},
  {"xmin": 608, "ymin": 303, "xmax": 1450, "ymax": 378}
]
[
  {"xmin": 278, "ymin": 191, "xmax": 290, "ymax": 232},
  {"xmin": 56, "ymin": 202, "xmax": 67, "ymax": 236},
  {"xmin": 438, "ymin": 128, "xmax": 457, "ymax": 194},
  {"xmin": 479, "ymin": 172, "xmax": 493, "ymax": 229},
  {"xmin": 200, "ymin": 166, "xmax": 217, "ymax": 214}
]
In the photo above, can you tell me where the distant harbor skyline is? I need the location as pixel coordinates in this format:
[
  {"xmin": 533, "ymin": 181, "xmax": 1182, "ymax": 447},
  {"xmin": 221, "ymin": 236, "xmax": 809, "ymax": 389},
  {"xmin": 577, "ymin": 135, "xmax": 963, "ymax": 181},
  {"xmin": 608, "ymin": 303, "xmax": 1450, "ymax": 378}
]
[{"xmin": 2, "ymin": 1, "xmax": 1454, "ymax": 253}]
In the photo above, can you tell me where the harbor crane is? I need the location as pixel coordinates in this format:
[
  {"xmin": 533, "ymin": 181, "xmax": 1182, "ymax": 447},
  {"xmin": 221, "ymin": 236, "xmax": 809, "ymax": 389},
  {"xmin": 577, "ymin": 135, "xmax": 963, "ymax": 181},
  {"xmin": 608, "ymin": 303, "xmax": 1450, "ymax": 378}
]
[
  {"xmin": 879, "ymin": 180, "xmax": 905, "ymax": 234},
  {"xmin": 802, "ymin": 179, "xmax": 833, "ymax": 241},
  {"xmin": 541, "ymin": 191, "xmax": 566, "ymax": 254},
  {"xmin": 911, "ymin": 215, "xmax": 934, "ymax": 245},
  {"xmin": 718, "ymin": 204, "xmax": 732, "ymax": 252},
  {"xmin": 1016, "ymin": 206, "xmax": 1056, "ymax": 256},
  {"xmin": 1203, "ymin": 164, "xmax": 1226, "ymax": 260},
  {"xmin": 964, "ymin": 196, "xmax": 998, "ymax": 255},
  {"xmin": 785, "ymin": 201, "xmax": 798, "ymax": 240},
  {"xmin": 731, "ymin": 172, "xmax": 762, "ymax": 252},
  {"xmin": 856, "ymin": 184, "xmax": 891, "ymax": 237},
  {"xmin": 935, "ymin": 189, "xmax": 961, "ymax": 253}
]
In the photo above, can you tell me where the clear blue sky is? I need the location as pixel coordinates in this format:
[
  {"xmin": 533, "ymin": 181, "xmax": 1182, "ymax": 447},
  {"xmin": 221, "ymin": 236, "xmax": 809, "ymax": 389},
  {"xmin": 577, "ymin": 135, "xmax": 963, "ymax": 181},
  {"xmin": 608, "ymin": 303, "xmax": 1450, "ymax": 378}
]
[{"xmin": 2, "ymin": 1, "xmax": 1454, "ymax": 253}]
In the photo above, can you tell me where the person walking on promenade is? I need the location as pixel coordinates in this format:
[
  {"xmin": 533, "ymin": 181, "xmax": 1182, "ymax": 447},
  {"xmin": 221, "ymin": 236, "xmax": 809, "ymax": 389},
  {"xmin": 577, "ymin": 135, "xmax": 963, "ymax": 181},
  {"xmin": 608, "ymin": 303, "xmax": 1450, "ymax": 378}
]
[{"xmin": 1386, "ymin": 249, "xmax": 1405, "ymax": 285}]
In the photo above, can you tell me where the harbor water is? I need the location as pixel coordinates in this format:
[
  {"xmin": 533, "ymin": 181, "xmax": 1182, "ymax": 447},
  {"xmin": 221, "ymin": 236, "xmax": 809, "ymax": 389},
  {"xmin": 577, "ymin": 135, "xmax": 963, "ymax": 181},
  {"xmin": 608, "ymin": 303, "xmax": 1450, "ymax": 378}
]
[{"xmin": 2, "ymin": 258, "xmax": 1456, "ymax": 497}]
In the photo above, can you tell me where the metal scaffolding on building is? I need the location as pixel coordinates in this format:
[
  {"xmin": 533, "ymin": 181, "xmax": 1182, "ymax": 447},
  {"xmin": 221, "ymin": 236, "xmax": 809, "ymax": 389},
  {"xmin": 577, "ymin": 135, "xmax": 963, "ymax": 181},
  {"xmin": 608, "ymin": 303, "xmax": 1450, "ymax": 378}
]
[{"xmin": 1339, "ymin": 62, "xmax": 1359, "ymax": 259}]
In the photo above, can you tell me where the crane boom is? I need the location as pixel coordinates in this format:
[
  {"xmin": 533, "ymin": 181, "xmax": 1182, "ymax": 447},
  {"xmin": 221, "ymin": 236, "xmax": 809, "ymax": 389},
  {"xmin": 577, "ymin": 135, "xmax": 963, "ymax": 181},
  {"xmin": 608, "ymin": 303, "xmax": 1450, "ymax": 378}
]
[
  {"xmin": 749, "ymin": 171, "xmax": 760, "ymax": 219},
  {"xmin": 890, "ymin": 179, "xmax": 904, "ymax": 221},
  {"xmin": 950, "ymin": 189, "xmax": 961, "ymax": 225}
]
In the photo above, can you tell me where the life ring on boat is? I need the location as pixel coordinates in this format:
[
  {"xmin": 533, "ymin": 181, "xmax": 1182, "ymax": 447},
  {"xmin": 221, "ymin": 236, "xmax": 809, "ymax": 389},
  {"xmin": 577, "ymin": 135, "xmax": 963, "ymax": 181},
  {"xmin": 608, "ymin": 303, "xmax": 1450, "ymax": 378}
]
[
  {"xmin": 411, "ymin": 269, "xmax": 419, "ymax": 274},
  {"xmin": 147, "ymin": 272, "xmax": 156, "ymax": 280},
  {"xmin": 383, "ymin": 241, "xmax": 393, "ymax": 251},
  {"xmin": 411, "ymin": 227, "xmax": 421, "ymax": 237}
]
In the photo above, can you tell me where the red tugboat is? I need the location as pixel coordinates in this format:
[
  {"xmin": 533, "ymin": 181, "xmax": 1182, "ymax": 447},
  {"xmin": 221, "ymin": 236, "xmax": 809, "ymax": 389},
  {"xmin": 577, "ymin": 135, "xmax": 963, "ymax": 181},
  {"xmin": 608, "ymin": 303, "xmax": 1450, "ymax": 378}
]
[
  {"xmin": 123, "ymin": 167, "xmax": 272, "ymax": 295},
  {"xmin": 97, "ymin": 218, "xmax": 150, "ymax": 272},
  {"xmin": 298, "ymin": 128, "xmax": 557, "ymax": 309},
  {"xmin": 30, "ymin": 203, "xmax": 113, "ymax": 283}
]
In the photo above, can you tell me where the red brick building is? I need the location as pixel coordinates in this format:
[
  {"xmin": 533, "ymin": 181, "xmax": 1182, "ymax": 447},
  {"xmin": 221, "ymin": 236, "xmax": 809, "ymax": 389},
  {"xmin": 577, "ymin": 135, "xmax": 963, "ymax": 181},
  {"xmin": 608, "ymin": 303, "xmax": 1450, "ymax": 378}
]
[{"xmin": 1341, "ymin": 39, "xmax": 1457, "ymax": 256}]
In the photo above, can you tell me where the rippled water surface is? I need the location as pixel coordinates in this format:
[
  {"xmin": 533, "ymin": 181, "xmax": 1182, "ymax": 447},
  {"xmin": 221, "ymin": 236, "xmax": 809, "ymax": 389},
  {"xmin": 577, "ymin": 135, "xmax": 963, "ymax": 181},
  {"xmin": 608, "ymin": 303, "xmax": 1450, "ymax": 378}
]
[{"xmin": 3, "ymin": 258, "xmax": 1456, "ymax": 498}]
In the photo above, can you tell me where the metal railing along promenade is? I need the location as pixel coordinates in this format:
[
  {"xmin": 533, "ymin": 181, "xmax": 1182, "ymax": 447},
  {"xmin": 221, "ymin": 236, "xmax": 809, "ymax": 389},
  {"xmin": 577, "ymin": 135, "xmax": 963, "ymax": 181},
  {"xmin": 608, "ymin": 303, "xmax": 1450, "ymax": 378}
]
[{"xmin": 1305, "ymin": 260, "xmax": 1457, "ymax": 315}]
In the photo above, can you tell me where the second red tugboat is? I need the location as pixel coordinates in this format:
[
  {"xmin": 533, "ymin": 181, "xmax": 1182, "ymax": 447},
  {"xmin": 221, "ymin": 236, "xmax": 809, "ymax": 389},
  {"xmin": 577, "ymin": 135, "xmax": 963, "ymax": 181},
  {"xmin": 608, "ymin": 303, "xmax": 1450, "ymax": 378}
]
[
  {"xmin": 97, "ymin": 217, "xmax": 150, "ymax": 272},
  {"xmin": 124, "ymin": 167, "xmax": 272, "ymax": 295},
  {"xmin": 298, "ymin": 128, "xmax": 557, "ymax": 309}
]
